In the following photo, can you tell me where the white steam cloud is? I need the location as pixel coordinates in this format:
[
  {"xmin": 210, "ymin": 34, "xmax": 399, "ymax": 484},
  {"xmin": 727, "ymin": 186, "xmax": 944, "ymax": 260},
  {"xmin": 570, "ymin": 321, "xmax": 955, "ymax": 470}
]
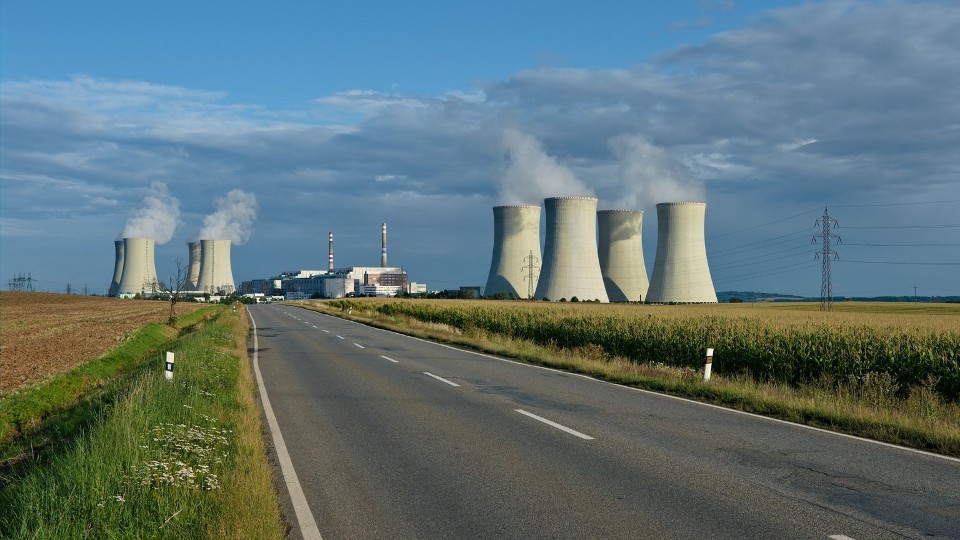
[
  {"xmin": 122, "ymin": 181, "xmax": 180, "ymax": 244},
  {"xmin": 198, "ymin": 190, "xmax": 258, "ymax": 244},
  {"xmin": 498, "ymin": 128, "xmax": 593, "ymax": 205},
  {"xmin": 609, "ymin": 134, "xmax": 704, "ymax": 209}
]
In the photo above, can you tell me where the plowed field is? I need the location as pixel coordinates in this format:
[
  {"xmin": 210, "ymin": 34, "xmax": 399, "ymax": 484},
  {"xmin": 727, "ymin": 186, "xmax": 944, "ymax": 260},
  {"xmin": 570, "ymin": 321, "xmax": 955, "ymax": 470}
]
[{"xmin": 0, "ymin": 292, "xmax": 205, "ymax": 394}]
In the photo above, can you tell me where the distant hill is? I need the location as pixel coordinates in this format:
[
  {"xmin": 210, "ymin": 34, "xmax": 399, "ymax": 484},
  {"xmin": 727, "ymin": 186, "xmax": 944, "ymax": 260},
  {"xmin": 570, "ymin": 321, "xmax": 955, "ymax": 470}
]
[{"xmin": 717, "ymin": 291, "xmax": 960, "ymax": 303}]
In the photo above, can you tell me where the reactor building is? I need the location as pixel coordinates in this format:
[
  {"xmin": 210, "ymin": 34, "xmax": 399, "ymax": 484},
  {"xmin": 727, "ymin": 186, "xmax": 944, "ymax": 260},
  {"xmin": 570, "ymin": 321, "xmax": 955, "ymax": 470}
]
[
  {"xmin": 115, "ymin": 237, "xmax": 159, "ymax": 297},
  {"xmin": 534, "ymin": 196, "xmax": 609, "ymax": 303},
  {"xmin": 597, "ymin": 209, "xmax": 648, "ymax": 302},
  {"xmin": 646, "ymin": 202, "xmax": 717, "ymax": 303},
  {"xmin": 484, "ymin": 205, "xmax": 542, "ymax": 299}
]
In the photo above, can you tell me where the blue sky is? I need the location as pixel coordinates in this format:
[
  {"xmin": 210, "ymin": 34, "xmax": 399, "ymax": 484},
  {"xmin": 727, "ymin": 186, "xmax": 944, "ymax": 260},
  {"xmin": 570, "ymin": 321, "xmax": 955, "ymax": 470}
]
[{"xmin": 2, "ymin": 0, "xmax": 959, "ymax": 297}]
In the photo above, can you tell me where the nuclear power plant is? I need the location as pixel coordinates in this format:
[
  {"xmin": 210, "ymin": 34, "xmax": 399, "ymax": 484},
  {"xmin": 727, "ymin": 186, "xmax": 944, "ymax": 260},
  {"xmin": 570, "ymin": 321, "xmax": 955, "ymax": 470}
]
[
  {"xmin": 109, "ymin": 240, "xmax": 124, "ymax": 297},
  {"xmin": 598, "ymin": 209, "xmax": 648, "ymax": 302},
  {"xmin": 196, "ymin": 239, "xmax": 236, "ymax": 295},
  {"xmin": 646, "ymin": 202, "xmax": 717, "ymax": 303},
  {"xmin": 485, "ymin": 205, "xmax": 542, "ymax": 299},
  {"xmin": 115, "ymin": 237, "xmax": 159, "ymax": 297},
  {"xmin": 535, "ymin": 197, "xmax": 610, "ymax": 302}
]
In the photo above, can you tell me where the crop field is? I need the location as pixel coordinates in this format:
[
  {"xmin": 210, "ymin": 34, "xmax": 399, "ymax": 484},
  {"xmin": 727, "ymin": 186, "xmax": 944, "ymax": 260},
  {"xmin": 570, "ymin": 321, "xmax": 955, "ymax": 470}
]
[
  {"xmin": 320, "ymin": 298, "xmax": 960, "ymax": 400},
  {"xmin": 0, "ymin": 292, "xmax": 205, "ymax": 394}
]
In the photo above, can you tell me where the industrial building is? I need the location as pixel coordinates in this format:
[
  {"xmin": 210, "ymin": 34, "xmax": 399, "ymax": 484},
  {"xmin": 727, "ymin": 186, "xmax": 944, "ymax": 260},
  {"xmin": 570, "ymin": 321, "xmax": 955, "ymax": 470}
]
[
  {"xmin": 485, "ymin": 205, "xmax": 541, "ymax": 299},
  {"xmin": 598, "ymin": 209, "xmax": 648, "ymax": 302},
  {"xmin": 646, "ymin": 202, "xmax": 718, "ymax": 303},
  {"xmin": 534, "ymin": 196, "xmax": 610, "ymax": 303}
]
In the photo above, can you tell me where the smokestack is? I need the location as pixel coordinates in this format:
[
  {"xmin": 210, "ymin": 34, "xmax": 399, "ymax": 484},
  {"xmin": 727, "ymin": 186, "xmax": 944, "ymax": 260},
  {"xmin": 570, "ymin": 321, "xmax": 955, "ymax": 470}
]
[
  {"xmin": 598, "ymin": 210, "xmax": 649, "ymax": 302},
  {"xmin": 646, "ymin": 202, "xmax": 717, "ymax": 303},
  {"xmin": 534, "ymin": 197, "xmax": 609, "ymax": 303},
  {"xmin": 196, "ymin": 239, "xmax": 236, "ymax": 295},
  {"xmin": 485, "ymin": 205, "xmax": 542, "ymax": 299},
  {"xmin": 187, "ymin": 241, "xmax": 201, "ymax": 291},
  {"xmin": 381, "ymin": 223, "xmax": 387, "ymax": 268},
  {"xmin": 109, "ymin": 240, "xmax": 125, "ymax": 297},
  {"xmin": 116, "ymin": 237, "xmax": 159, "ymax": 296},
  {"xmin": 328, "ymin": 232, "xmax": 334, "ymax": 271}
]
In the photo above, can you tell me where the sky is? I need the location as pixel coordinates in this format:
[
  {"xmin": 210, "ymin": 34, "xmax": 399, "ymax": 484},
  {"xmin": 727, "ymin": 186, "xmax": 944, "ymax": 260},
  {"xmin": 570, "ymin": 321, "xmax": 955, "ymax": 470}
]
[{"xmin": 2, "ymin": 0, "xmax": 959, "ymax": 298}]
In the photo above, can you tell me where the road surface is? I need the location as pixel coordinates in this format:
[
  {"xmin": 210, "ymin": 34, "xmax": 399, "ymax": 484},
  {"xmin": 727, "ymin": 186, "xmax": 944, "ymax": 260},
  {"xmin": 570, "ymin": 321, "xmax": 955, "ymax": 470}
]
[{"xmin": 248, "ymin": 304, "xmax": 960, "ymax": 539}]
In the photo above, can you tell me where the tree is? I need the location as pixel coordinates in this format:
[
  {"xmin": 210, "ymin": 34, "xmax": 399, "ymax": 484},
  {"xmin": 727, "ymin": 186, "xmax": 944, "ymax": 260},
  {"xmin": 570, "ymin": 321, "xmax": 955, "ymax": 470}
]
[{"xmin": 157, "ymin": 258, "xmax": 189, "ymax": 326}]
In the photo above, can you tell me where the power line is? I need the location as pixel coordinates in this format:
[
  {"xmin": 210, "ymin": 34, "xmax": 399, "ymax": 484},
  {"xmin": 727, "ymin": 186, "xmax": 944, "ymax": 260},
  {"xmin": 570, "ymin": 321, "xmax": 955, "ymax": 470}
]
[
  {"xmin": 838, "ymin": 260, "xmax": 960, "ymax": 266},
  {"xmin": 842, "ymin": 242, "xmax": 960, "ymax": 247},
  {"xmin": 842, "ymin": 224, "xmax": 960, "ymax": 229},
  {"xmin": 831, "ymin": 199, "xmax": 960, "ymax": 208}
]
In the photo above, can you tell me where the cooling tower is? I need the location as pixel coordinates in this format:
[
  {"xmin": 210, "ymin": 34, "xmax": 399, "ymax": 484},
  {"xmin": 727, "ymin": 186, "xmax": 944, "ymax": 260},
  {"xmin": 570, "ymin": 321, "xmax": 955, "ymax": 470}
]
[
  {"xmin": 598, "ymin": 209, "xmax": 649, "ymax": 302},
  {"xmin": 109, "ymin": 240, "xmax": 124, "ymax": 297},
  {"xmin": 646, "ymin": 202, "xmax": 718, "ymax": 303},
  {"xmin": 196, "ymin": 239, "xmax": 235, "ymax": 294},
  {"xmin": 484, "ymin": 205, "xmax": 542, "ymax": 299},
  {"xmin": 534, "ymin": 196, "xmax": 609, "ymax": 303},
  {"xmin": 186, "ymin": 241, "xmax": 201, "ymax": 291},
  {"xmin": 116, "ymin": 237, "xmax": 159, "ymax": 296}
]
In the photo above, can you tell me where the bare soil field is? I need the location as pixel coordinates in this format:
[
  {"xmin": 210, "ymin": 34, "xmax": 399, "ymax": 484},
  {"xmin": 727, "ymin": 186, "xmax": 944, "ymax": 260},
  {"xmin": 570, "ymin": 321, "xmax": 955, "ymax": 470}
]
[{"xmin": 0, "ymin": 292, "xmax": 205, "ymax": 394}]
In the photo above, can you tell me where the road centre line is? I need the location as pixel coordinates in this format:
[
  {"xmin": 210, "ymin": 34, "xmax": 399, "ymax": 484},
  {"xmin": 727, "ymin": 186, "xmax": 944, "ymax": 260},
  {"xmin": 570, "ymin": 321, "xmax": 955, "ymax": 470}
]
[
  {"xmin": 828, "ymin": 535, "xmax": 856, "ymax": 540},
  {"xmin": 323, "ymin": 330, "xmax": 329, "ymax": 333},
  {"xmin": 514, "ymin": 409, "xmax": 594, "ymax": 440},
  {"xmin": 380, "ymin": 355, "xmax": 399, "ymax": 363},
  {"xmin": 337, "ymin": 335, "xmax": 344, "ymax": 340},
  {"xmin": 354, "ymin": 343, "xmax": 365, "ymax": 349},
  {"xmin": 302, "ymin": 308, "xmax": 960, "ymax": 464},
  {"xmin": 424, "ymin": 372, "xmax": 460, "ymax": 387}
]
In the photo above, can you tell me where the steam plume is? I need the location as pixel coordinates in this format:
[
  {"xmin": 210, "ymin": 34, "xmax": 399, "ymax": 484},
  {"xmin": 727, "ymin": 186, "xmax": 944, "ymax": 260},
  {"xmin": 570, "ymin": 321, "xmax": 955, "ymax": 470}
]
[
  {"xmin": 122, "ymin": 181, "xmax": 180, "ymax": 244},
  {"xmin": 609, "ymin": 134, "xmax": 704, "ymax": 208},
  {"xmin": 198, "ymin": 190, "xmax": 258, "ymax": 244},
  {"xmin": 498, "ymin": 128, "xmax": 593, "ymax": 205}
]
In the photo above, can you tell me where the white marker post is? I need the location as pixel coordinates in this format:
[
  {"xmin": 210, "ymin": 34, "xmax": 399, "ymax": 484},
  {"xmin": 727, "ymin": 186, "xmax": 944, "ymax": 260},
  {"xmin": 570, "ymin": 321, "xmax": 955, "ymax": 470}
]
[
  {"xmin": 165, "ymin": 352, "xmax": 175, "ymax": 381},
  {"xmin": 703, "ymin": 348, "xmax": 714, "ymax": 383}
]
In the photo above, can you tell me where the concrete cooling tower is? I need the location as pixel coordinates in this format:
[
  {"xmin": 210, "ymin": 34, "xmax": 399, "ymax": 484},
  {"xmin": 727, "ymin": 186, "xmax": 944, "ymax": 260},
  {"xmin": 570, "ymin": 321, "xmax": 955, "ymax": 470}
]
[
  {"xmin": 597, "ymin": 209, "xmax": 648, "ymax": 302},
  {"xmin": 109, "ymin": 240, "xmax": 124, "ymax": 297},
  {"xmin": 196, "ymin": 239, "xmax": 235, "ymax": 294},
  {"xmin": 534, "ymin": 196, "xmax": 609, "ymax": 303},
  {"xmin": 484, "ymin": 205, "xmax": 542, "ymax": 299},
  {"xmin": 187, "ymin": 241, "xmax": 201, "ymax": 291},
  {"xmin": 116, "ymin": 237, "xmax": 159, "ymax": 296},
  {"xmin": 646, "ymin": 202, "xmax": 718, "ymax": 303}
]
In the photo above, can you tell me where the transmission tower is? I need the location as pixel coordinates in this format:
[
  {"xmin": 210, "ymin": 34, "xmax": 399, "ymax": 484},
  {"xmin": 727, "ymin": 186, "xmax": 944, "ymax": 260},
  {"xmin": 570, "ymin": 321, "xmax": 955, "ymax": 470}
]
[
  {"xmin": 522, "ymin": 250, "xmax": 540, "ymax": 300},
  {"xmin": 812, "ymin": 207, "xmax": 840, "ymax": 311}
]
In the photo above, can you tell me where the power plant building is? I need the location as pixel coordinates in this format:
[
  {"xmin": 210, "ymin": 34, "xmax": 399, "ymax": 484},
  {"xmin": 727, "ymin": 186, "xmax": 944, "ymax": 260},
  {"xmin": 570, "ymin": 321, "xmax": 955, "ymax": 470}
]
[
  {"xmin": 598, "ymin": 209, "xmax": 648, "ymax": 302},
  {"xmin": 484, "ymin": 205, "xmax": 542, "ymax": 299},
  {"xmin": 646, "ymin": 202, "xmax": 717, "ymax": 303},
  {"xmin": 116, "ymin": 237, "xmax": 159, "ymax": 297},
  {"xmin": 196, "ymin": 239, "xmax": 236, "ymax": 295},
  {"xmin": 186, "ymin": 241, "xmax": 201, "ymax": 291},
  {"xmin": 534, "ymin": 196, "xmax": 609, "ymax": 303}
]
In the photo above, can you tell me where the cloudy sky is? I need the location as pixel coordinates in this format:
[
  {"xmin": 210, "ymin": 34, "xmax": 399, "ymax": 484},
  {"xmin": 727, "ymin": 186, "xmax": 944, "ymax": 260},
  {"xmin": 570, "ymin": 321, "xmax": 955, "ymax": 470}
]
[{"xmin": 2, "ymin": 0, "xmax": 958, "ymax": 297}]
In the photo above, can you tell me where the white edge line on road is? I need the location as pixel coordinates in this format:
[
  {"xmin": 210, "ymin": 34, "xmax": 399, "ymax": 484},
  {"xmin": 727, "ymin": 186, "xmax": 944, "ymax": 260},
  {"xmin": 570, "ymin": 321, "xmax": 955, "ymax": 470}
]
[
  {"xmin": 424, "ymin": 371, "xmax": 460, "ymax": 387},
  {"xmin": 380, "ymin": 355, "xmax": 399, "ymax": 363},
  {"xmin": 293, "ymin": 306, "xmax": 960, "ymax": 465},
  {"xmin": 515, "ymin": 409, "xmax": 594, "ymax": 440},
  {"xmin": 247, "ymin": 309, "xmax": 322, "ymax": 540},
  {"xmin": 354, "ymin": 343, "xmax": 365, "ymax": 349}
]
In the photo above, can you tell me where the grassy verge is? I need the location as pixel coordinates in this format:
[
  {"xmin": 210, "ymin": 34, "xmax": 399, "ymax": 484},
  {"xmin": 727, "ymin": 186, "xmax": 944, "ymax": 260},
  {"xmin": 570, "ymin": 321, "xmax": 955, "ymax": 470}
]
[
  {"xmin": 0, "ymin": 306, "xmax": 284, "ymax": 539},
  {"xmin": 0, "ymin": 306, "xmax": 218, "ymax": 445},
  {"xmin": 297, "ymin": 300, "xmax": 960, "ymax": 457}
]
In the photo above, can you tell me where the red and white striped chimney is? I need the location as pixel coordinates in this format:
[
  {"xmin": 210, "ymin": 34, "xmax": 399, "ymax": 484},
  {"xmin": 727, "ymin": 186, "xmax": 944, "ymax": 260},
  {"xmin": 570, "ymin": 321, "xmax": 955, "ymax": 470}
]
[
  {"xmin": 381, "ymin": 223, "xmax": 387, "ymax": 268},
  {"xmin": 328, "ymin": 231, "xmax": 334, "ymax": 270}
]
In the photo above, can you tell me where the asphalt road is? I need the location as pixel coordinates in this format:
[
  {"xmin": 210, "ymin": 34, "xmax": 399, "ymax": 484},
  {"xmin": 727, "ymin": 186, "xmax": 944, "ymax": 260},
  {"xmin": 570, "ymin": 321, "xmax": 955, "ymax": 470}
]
[{"xmin": 248, "ymin": 304, "xmax": 960, "ymax": 540}]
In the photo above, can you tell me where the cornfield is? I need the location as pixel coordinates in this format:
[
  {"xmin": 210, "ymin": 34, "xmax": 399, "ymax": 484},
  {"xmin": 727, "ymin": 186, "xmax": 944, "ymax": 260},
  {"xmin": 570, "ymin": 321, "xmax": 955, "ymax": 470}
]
[{"xmin": 324, "ymin": 299, "xmax": 960, "ymax": 400}]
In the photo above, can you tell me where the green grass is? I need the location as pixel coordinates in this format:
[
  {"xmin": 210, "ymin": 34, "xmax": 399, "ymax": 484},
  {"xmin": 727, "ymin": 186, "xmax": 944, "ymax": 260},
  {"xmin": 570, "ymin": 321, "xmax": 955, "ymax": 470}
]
[
  {"xmin": 300, "ymin": 299, "xmax": 960, "ymax": 456},
  {"xmin": 0, "ymin": 308, "xmax": 284, "ymax": 539}
]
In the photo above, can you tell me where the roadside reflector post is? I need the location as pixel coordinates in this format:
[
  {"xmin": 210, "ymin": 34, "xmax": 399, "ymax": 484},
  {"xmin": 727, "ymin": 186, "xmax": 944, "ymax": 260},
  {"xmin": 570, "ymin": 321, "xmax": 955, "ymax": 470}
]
[
  {"xmin": 703, "ymin": 348, "xmax": 714, "ymax": 383},
  {"xmin": 165, "ymin": 352, "xmax": 175, "ymax": 381}
]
